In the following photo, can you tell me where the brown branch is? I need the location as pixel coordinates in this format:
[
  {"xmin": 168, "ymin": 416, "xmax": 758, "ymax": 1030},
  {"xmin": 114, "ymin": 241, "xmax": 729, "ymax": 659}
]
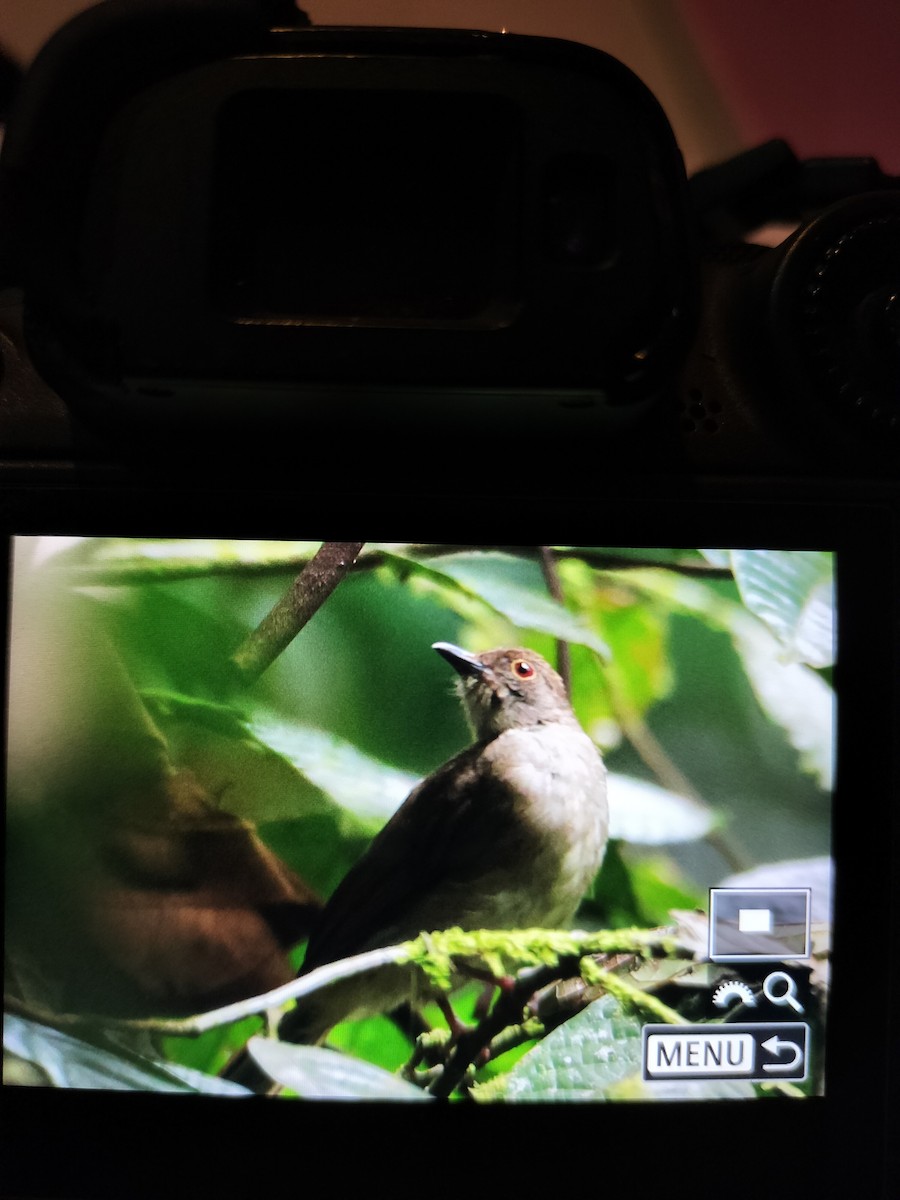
[
  {"xmin": 386, "ymin": 546, "xmax": 733, "ymax": 580},
  {"xmin": 427, "ymin": 963, "xmax": 570, "ymax": 1100},
  {"xmin": 58, "ymin": 546, "xmax": 731, "ymax": 588},
  {"xmin": 230, "ymin": 541, "xmax": 364, "ymax": 685}
]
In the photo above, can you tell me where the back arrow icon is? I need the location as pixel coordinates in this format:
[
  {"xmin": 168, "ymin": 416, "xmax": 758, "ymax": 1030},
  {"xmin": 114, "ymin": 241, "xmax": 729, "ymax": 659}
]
[{"xmin": 761, "ymin": 1035, "xmax": 803, "ymax": 1072}]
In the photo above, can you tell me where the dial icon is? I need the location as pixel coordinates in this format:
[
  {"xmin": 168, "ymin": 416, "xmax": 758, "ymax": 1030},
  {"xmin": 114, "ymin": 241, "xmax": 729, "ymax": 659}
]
[{"xmin": 712, "ymin": 980, "xmax": 757, "ymax": 1010}]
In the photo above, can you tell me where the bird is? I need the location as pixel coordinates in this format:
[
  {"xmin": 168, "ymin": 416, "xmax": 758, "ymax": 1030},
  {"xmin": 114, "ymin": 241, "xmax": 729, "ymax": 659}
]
[{"xmin": 277, "ymin": 641, "xmax": 608, "ymax": 1045}]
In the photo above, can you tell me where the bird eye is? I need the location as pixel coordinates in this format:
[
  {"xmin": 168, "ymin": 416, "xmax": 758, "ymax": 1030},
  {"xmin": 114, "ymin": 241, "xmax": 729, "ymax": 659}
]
[{"xmin": 513, "ymin": 659, "xmax": 535, "ymax": 679}]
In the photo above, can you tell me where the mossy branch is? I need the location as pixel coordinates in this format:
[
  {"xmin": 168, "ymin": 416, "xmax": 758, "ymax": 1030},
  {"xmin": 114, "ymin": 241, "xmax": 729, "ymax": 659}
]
[
  {"xmin": 6, "ymin": 925, "xmax": 694, "ymax": 1042},
  {"xmin": 578, "ymin": 957, "xmax": 684, "ymax": 1025},
  {"xmin": 409, "ymin": 925, "xmax": 694, "ymax": 993}
]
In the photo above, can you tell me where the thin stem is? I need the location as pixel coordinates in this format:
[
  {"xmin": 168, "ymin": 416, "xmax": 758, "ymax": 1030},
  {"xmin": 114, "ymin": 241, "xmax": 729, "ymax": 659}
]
[
  {"xmin": 428, "ymin": 964, "xmax": 563, "ymax": 1099},
  {"xmin": 609, "ymin": 693, "xmax": 749, "ymax": 875},
  {"xmin": 230, "ymin": 541, "xmax": 364, "ymax": 685},
  {"xmin": 4, "ymin": 943, "xmax": 409, "ymax": 1039},
  {"xmin": 538, "ymin": 545, "xmax": 572, "ymax": 694}
]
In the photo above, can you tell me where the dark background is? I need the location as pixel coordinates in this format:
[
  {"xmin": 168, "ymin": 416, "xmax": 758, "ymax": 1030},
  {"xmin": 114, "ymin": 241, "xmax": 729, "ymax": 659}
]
[{"xmin": 3, "ymin": 0, "xmax": 899, "ymax": 184}]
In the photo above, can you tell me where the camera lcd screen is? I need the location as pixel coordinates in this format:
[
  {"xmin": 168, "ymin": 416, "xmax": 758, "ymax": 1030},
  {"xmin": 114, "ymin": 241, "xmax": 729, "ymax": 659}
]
[
  {"xmin": 210, "ymin": 90, "xmax": 522, "ymax": 326},
  {"xmin": 5, "ymin": 536, "xmax": 834, "ymax": 1102}
]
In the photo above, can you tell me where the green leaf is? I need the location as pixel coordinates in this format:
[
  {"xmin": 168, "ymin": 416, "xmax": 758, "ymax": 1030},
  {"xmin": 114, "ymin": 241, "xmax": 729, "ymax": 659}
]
[
  {"xmin": 384, "ymin": 550, "xmax": 611, "ymax": 657},
  {"xmin": 141, "ymin": 691, "xmax": 338, "ymax": 825},
  {"xmin": 250, "ymin": 718, "xmax": 418, "ymax": 823},
  {"xmin": 52, "ymin": 538, "xmax": 322, "ymax": 584},
  {"xmin": 698, "ymin": 548, "xmax": 730, "ymax": 568},
  {"xmin": 622, "ymin": 569, "xmax": 834, "ymax": 789},
  {"xmin": 141, "ymin": 692, "xmax": 417, "ymax": 896},
  {"xmin": 163, "ymin": 1016, "xmax": 264, "ymax": 1079},
  {"xmin": 325, "ymin": 1012, "xmax": 415, "ymax": 1072},
  {"xmin": 612, "ymin": 1076, "xmax": 758, "ymax": 1101},
  {"xmin": 475, "ymin": 994, "xmax": 643, "ymax": 1101},
  {"xmin": 142, "ymin": 691, "xmax": 416, "ymax": 828},
  {"xmin": 560, "ymin": 558, "xmax": 672, "ymax": 718},
  {"xmin": 709, "ymin": 550, "xmax": 835, "ymax": 668},
  {"xmin": 246, "ymin": 1037, "xmax": 431, "ymax": 1100},
  {"xmin": 3, "ymin": 1014, "xmax": 249, "ymax": 1094},
  {"xmin": 729, "ymin": 616, "xmax": 834, "ymax": 788},
  {"xmin": 474, "ymin": 998, "xmax": 757, "ymax": 1102},
  {"xmin": 623, "ymin": 855, "xmax": 706, "ymax": 926},
  {"xmin": 586, "ymin": 841, "xmax": 648, "ymax": 927},
  {"xmin": 608, "ymin": 772, "xmax": 714, "ymax": 844}
]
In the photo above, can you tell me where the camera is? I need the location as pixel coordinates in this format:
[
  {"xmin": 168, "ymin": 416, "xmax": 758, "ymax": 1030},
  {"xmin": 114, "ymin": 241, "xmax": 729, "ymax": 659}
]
[
  {"xmin": 1, "ymin": 0, "xmax": 896, "ymax": 480},
  {"xmin": 0, "ymin": 0, "xmax": 693, "ymax": 462},
  {"xmin": 1, "ymin": 4, "xmax": 897, "ymax": 1199}
]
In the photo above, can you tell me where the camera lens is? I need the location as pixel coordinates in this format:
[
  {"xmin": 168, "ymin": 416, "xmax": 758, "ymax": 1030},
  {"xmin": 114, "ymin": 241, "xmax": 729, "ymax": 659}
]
[{"xmin": 770, "ymin": 195, "xmax": 900, "ymax": 441}]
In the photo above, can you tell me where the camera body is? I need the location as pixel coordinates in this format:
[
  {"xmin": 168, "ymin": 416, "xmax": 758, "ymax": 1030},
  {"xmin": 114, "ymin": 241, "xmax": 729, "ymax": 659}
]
[
  {"xmin": 0, "ymin": 5, "xmax": 693, "ymax": 464},
  {"xmin": 0, "ymin": 0, "xmax": 896, "ymax": 486}
]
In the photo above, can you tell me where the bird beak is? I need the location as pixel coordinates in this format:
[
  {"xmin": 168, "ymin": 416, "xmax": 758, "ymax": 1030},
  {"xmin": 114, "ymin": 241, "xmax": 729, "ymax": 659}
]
[{"xmin": 432, "ymin": 642, "xmax": 486, "ymax": 676}]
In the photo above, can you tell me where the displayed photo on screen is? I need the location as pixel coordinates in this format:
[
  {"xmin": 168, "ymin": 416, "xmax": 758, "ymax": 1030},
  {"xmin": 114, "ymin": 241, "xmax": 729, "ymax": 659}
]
[{"xmin": 4, "ymin": 537, "xmax": 833, "ymax": 1101}]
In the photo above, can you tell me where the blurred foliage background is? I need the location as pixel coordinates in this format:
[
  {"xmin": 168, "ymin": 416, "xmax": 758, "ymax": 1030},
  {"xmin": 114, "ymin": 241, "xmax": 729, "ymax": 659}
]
[{"xmin": 5, "ymin": 537, "xmax": 834, "ymax": 1095}]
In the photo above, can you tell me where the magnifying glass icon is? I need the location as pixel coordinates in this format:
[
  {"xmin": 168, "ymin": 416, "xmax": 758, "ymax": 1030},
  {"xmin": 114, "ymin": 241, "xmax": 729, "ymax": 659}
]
[{"xmin": 762, "ymin": 971, "xmax": 804, "ymax": 1013}]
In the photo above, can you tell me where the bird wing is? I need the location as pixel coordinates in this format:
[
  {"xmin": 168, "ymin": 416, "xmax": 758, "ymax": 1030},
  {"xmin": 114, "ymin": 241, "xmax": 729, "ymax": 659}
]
[{"xmin": 300, "ymin": 740, "xmax": 528, "ymax": 972}]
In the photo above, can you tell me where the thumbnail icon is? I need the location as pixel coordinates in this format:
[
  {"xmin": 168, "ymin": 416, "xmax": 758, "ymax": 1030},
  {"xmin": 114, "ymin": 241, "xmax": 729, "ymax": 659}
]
[
  {"xmin": 709, "ymin": 887, "xmax": 811, "ymax": 961},
  {"xmin": 738, "ymin": 907, "xmax": 772, "ymax": 933}
]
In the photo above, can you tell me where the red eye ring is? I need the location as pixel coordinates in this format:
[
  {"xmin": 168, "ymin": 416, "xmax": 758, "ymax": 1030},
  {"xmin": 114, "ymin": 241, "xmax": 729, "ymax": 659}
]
[{"xmin": 513, "ymin": 659, "xmax": 535, "ymax": 679}]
